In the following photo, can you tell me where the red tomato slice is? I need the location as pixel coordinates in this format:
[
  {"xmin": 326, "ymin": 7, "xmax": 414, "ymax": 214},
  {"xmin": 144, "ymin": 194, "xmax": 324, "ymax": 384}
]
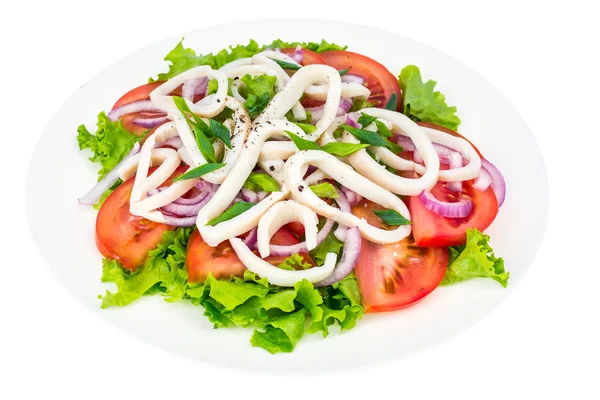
[
  {"xmin": 112, "ymin": 82, "xmax": 164, "ymax": 109},
  {"xmin": 319, "ymin": 50, "xmax": 402, "ymax": 110},
  {"xmin": 351, "ymin": 200, "xmax": 448, "ymax": 313},
  {"xmin": 280, "ymin": 48, "xmax": 326, "ymax": 66},
  {"xmin": 186, "ymin": 228, "xmax": 312, "ymax": 283},
  {"xmin": 95, "ymin": 166, "xmax": 187, "ymax": 270},
  {"xmin": 409, "ymin": 181, "xmax": 498, "ymax": 247}
]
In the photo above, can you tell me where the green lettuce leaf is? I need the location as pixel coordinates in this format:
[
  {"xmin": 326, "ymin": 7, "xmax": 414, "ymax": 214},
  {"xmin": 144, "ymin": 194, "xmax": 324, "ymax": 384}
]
[
  {"xmin": 441, "ymin": 228, "xmax": 509, "ymax": 287},
  {"xmin": 239, "ymin": 74, "xmax": 278, "ymax": 117},
  {"xmin": 152, "ymin": 38, "xmax": 346, "ymax": 82},
  {"xmin": 310, "ymin": 230, "xmax": 344, "ymax": 265},
  {"xmin": 264, "ymin": 39, "xmax": 347, "ymax": 53},
  {"xmin": 276, "ymin": 254, "xmax": 313, "ymax": 271},
  {"xmin": 99, "ymin": 228, "xmax": 192, "ymax": 308},
  {"xmin": 97, "ymin": 226, "xmax": 364, "ymax": 353},
  {"xmin": 77, "ymin": 112, "xmax": 139, "ymax": 181},
  {"xmin": 399, "ymin": 65, "xmax": 461, "ymax": 131}
]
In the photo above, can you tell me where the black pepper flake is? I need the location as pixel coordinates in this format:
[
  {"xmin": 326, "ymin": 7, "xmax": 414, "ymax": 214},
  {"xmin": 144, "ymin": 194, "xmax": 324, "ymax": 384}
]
[
  {"xmin": 217, "ymin": 99, "xmax": 221, "ymax": 103},
  {"xmin": 298, "ymin": 185, "xmax": 304, "ymax": 192},
  {"xmin": 269, "ymin": 165, "xmax": 275, "ymax": 171}
]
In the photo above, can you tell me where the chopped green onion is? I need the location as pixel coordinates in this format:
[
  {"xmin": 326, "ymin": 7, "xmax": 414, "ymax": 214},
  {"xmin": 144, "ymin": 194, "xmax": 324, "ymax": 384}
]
[
  {"xmin": 320, "ymin": 142, "xmax": 369, "ymax": 157},
  {"xmin": 206, "ymin": 202, "xmax": 256, "ymax": 226},
  {"xmin": 385, "ymin": 92, "xmax": 398, "ymax": 110},
  {"xmin": 269, "ymin": 58, "xmax": 301, "ymax": 71},
  {"xmin": 209, "ymin": 119, "xmax": 231, "ymax": 148},
  {"xmin": 174, "ymin": 163, "xmax": 225, "ymax": 181},
  {"xmin": 309, "ymin": 182, "xmax": 339, "ymax": 199},
  {"xmin": 243, "ymin": 173, "xmax": 281, "ymax": 192},
  {"xmin": 373, "ymin": 209, "xmax": 411, "ymax": 226}
]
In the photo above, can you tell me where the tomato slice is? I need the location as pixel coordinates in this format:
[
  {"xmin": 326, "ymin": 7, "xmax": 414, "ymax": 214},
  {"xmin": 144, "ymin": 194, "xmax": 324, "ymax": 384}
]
[
  {"xmin": 319, "ymin": 50, "xmax": 401, "ymax": 110},
  {"xmin": 112, "ymin": 82, "xmax": 164, "ymax": 109},
  {"xmin": 409, "ymin": 181, "xmax": 498, "ymax": 247},
  {"xmin": 351, "ymin": 200, "xmax": 448, "ymax": 313},
  {"xmin": 186, "ymin": 228, "xmax": 312, "ymax": 283},
  {"xmin": 95, "ymin": 166, "xmax": 187, "ymax": 270},
  {"xmin": 279, "ymin": 48, "xmax": 326, "ymax": 66}
]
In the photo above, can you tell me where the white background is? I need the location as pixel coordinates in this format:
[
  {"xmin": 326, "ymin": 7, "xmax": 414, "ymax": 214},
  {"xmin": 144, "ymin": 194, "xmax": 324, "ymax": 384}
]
[{"xmin": 1, "ymin": 0, "xmax": 598, "ymax": 398}]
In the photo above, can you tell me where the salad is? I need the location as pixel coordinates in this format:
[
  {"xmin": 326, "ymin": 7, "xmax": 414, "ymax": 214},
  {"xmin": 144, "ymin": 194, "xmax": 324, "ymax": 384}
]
[{"xmin": 77, "ymin": 38, "xmax": 509, "ymax": 354}]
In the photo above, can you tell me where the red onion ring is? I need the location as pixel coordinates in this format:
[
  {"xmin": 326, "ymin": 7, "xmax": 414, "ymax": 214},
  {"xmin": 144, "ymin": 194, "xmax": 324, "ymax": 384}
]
[
  {"xmin": 481, "ymin": 159, "xmax": 506, "ymax": 207},
  {"xmin": 339, "ymin": 98, "xmax": 353, "ymax": 113},
  {"xmin": 315, "ymin": 227, "xmax": 361, "ymax": 287},
  {"xmin": 78, "ymin": 142, "xmax": 141, "ymax": 205},
  {"xmin": 243, "ymin": 227, "xmax": 258, "ymax": 250},
  {"xmin": 182, "ymin": 77, "xmax": 209, "ymax": 102},
  {"xmin": 396, "ymin": 135, "xmax": 415, "ymax": 151},
  {"xmin": 241, "ymin": 188, "xmax": 258, "ymax": 203},
  {"xmin": 307, "ymin": 99, "xmax": 354, "ymax": 122},
  {"xmin": 161, "ymin": 214, "xmax": 197, "ymax": 227},
  {"xmin": 269, "ymin": 218, "xmax": 335, "ymax": 257},
  {"xmin": 160, "ymin": 189, "xmax": 215, "ymax": 223},
  {"xmin": 291, "ymin": 45, "xmax": 304, "ymax": 63},
  {"xmin": 419, "ymin": 189, "xmax": 473, "ymax": 218},
  {"xmin": 107, "ymin": 100, "xmax": 161, "ymax": 121},
  {"xmin": 132, "ymin": 115, "xmax": 169, "ymax": 129},
  {"xmin": 341, "ymin": 74, "xmax": 366, "ymax": 85},
  {"xmin": 345, "ymin": 114, "xmax": 360, "ymax": 129},
  {"xmin": 340, "ymin": 186, "xmax": 362, "ymax": 206}
]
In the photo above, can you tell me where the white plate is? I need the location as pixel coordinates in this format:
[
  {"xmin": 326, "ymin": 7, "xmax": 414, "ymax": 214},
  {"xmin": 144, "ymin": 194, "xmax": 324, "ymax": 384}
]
[{"xmin": 26, "ymin": 19, "xmax": 548, "ymax": 373}]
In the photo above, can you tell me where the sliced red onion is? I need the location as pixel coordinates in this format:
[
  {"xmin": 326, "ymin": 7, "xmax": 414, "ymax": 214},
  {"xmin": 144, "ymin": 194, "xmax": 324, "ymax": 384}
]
[
  {"xmin": 107, "ymin": 100, "xmax": 161, "ymax": 121},
  {"xmin": 433, "ymin": 142, "xmax": 458, "ymax": 163},
  {"xmin": 161, "ymin": 201, "xmax": 204, "ymax": 217},
  {"xmin": 182, "ymin": 77, "xmax": 209, "ymax": 102},
  {"xmin": 77, "ymin": 142, "xmax": 141, "ymax": 205},
  {"xmin": 291, "ymin": 45, "xmax": 304, "ymax": 63},
  {"xmin": 132, "ymin": 115, "xmax": 169, "ymax": 129},
  {"xmin": 243, "ymin": 227, "xmax": 258, "ymax": 251},
  {"xmin": 419, "ymin": 190, "xmax": 473, "ymax": 218},
  {"xmin": 345, "ymin": 114, "xmax": 360, "ymax": 129},
  {"xmin": 332, "ymin": 187, "xmax": 353, "ymax": 242},
  {"xmin": 308, "ymin": 99, "xmax": 353, "ymax": 123},
  {"xmin": 241, "ymin": 188, "xmax": 258, "ymax": 203},
  {"xmin": 173, "ymin": 189, "xmax": 208, "ymax": 205},
  {"xmin": 161, "ymin": 214, "xmax": 197, "ymax": 227},
  {"xmin": 396, "ymin": 136, "xmax": 415, "ymax": 151},
  {"xmin": 339, "ymin": 98, "xmax": 353, "ymax": 113},
  {"xmin": 336, "ymin": 187, "xmax": 353, "ymax": 211},
  {"xmin": 473, "ymin": 167, "xmax": 492, "ymax": 192},
  {"xmin": 160, "ymin": 189, "xmax": 214, "ymax": 222},
  {"xmin": 481, "ymin": 159, "xmax": 506, "ymax": 207},
  {"xmin": 270, "ymin": 218, "xmax": 335, "ymax": 257},
  {"xmin": 446, "ymin": 152, "xmax": 464, "ymax": 192},
  {"xmin": 341, "ymin": 74, "xmax": 366, "ymax": 85},
  {"xmin": 315, "ymin": 227, "xmax": 361, "ymax": 287}
]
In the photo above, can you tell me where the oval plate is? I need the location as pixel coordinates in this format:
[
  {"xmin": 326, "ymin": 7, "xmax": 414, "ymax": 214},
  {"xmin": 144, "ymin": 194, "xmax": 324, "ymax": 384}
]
[{"xmin": 26, "ymin": 19, "xmax": 548, "ymax": 373}]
